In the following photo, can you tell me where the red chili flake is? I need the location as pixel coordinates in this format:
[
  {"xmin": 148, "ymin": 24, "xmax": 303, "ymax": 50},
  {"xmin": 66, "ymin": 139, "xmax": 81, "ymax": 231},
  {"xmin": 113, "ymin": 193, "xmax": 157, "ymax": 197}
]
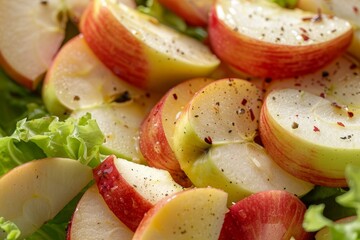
[
  {"xmin": 354, "ymin": 6, "xmax": 359, "ymax": 14},
  {"xmin": 249, "ymin": 109, "xmax": 255, "ymax": 121},
  {"xmin": 348, "ymin": 111, "xmax": 354, "ymax": 118},
  {"xmin": 204, "ymin": 136, "xmax": 212, "ymax": 144},
  {"xmin": 299, "ymin": 27, "xmax": 307, "ymax": 33},
  {"xmin": 350, "ymin": 63, "xmax": 358, "ymax": 70},
  {"xmin": 172, "ymin": 93, "xmax": 178, "ymax": 100},
  {"xmin": 73, "ymin": 95, "xmax": 80, "ymax": 101},
  {"xmin": 320, "ymin": 93, "xmax": 325, "ymax": 98},
  {"xmin": 301, "ymin": 34, "xmax": 310, "ymax": 41},
  {"xmin": 313, "ymin": 126, "xmax": 320, "ymax": 132},
  {"xmin": 331, "ymin": 102, "xmax": 342, "ymax": 109},
  {"xmin": 294, "ymin": 83, "xmax": 301, "ymax": 87},
  {"xmin": 337, "ymin": 122, "xmax": 345, "ymax": 127},
  {"xmin": 241, "ymin": 99, "xmax": 248, "ymax": 106}
]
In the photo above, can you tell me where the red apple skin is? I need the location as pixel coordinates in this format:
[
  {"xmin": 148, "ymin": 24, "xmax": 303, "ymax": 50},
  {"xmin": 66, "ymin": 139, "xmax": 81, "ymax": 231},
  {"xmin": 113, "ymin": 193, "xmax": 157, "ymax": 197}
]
[
  {"xmin": 93, "ymin": 155, "xmax": 153, "ymax": 232},
  {"xmin": 80, "ymin": 0, "xmax": 149, "ymax": 89},
  {"xmin": 208, "ymin": 5, "xmax": 353, "ymax": 79},
  {"xmin": 219, "ymin": 190, "xmax": 313, "ymax": 240},
  {"xmin": 157, "ymin": 0, "xmax": 212, "ymax": 26}
]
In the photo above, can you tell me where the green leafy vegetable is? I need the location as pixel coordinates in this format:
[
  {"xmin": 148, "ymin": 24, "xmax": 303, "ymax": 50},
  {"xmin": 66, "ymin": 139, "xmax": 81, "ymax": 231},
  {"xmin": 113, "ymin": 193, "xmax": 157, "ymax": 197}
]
[
  {"xmin": 0, "ymin": 217, "xmax": 21, "ymax": 240},
  {"xmin": 303, "ymin": 165, "xmax": 360, "ymax": 239},
  {"xmin": 0, "ymin": 113, "xmax": 105, "ymax": 177},
  {"xmin": 269, "ymin": 0, "xmax": 298, "ymax": 8}
]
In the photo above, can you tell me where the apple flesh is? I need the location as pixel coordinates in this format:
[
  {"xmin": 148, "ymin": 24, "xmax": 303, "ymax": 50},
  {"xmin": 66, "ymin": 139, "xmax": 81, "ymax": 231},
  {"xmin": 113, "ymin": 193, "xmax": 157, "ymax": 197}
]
[
  {"xmin": 43, "ymin": 35, "xmax": 157, "ymax": 117},
  {"xmin": 93, "ymin": 155, "xmax": 184, "ymax": 231},
  {"xmin": 0, "ymin": 158, "xmax": 92, "ymax": 239},
  {"xmin": 296, "ymin": 0, "xmax": 360, "ymax": 60},
  {"xmin": 133, "ymin": 187, "xmax": 228, "ymax": 240},
  {"xmin": 80, "ymin": 0, "xmax": 220, "ymax": 91},
  {"xmin": 260, "ymin": 56, "xmax": 360, "ymax": 186},
  {"xmin": 208, "ymin": 0, "xmax": 353, "ymax": 78},
  {"xmin": 0, "ymin": 0, "xmax": 67, "ymax": 89},
  {"xmin": 219, "ymin": 190, "xmax": 312, "ymax": 240},
  {"xmin": 139, "ymin": 77, "xmax": 213, "ymax": 186},
  {"xmin": 66, "ymin": 185, "xmax": 134, "ymax": 240},
  {"xmin": 157, "ymin": 0, "xmax": 213, "ymax": 26},
  {"xmin": 173, "ymin": 78, "xmax": 313, "ymax": 204}
]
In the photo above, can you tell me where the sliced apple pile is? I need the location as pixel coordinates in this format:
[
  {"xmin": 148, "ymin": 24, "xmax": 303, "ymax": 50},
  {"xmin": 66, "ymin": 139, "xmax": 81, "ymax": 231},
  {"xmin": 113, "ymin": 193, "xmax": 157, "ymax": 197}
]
[
  {"xmin": 219, "ymin": 190, "xmax": 312, "ymax": 240},
  {"xmin": 297, "ymin": 0, "xmax": 360, "ymax": 60},
  {"xmin": 0, "ymin": 0, "xmax": 67, "ymax": 89},
  {"xmin": 67, "ymin": 185, "xmax": 134, "ymax": 240},
  {"xmin": 139, "ymin": 77, "xmax": 213, "ymax": 186},
  {"xmin": 133, "ymin": 187, "xmax": 228, "ymax": 240},
  {"xmin": 208, "ymin": 0, "xmax": 353, "ymax": 78},
  {"xmin": 93, "ymin": 155, "xmax": 184, "ymax": 231},
  {"xmin": 0, "ymin": 158, "xmax": 92, "ymax": 239},
  {"xmin": 157, "ymin": 0, "xmax": 214, "ymax": 26},
  {"xmin": 173, "ymin": 78, "xmax": 313, "ymax": 204},
  {"xmin": 80, "ymin": 0, "xmax": 220, "ymax": 91},
  {"xmin": 260, "ymin": 55, "xmax": 360, "ymax": 186}
]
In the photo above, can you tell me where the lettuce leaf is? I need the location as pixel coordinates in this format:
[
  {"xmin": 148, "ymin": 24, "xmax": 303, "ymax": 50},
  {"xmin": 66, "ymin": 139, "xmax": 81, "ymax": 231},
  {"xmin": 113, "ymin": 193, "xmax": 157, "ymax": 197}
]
[
  {"xmin": 0, "ymin": 113, "xmax": 105, "ymax": 177},
  {"xmin": 303, "ymin": 165, "xmax": 360, "ymax": 239},
  {"xmin": 0, "ymin": 218, "xmax": 21, "ymax": 240},
  {"xmin": 269, "ymin": 0, "xmax": 298, "ymax": 8}
]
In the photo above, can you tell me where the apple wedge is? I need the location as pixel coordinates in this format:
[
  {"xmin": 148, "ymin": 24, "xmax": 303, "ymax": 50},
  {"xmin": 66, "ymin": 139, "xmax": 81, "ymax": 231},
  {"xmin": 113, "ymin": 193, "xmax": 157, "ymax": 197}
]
[
  {"xmin": 80, "ymin": 0, "xmax": 220, "ymax": 91},
  {"xmin": 208, "ymin": 0, "xmax": 353, "ymax": 78},
  {"xmin": 66, "ymin": 185, "xmax": 134, "ymax": 240},
  {"xmin": 219, "ymin": 190, "xmax": 312, "ymax": 240},
  {"xmin": 0, "ymin": 158, "xmax": 92, "ymax": 239},
  {"xmin": 0, "ymin": 0, "xmax": 67, "ymax": 89},
  {"xmin": 157, "ymin": 0, "xmax": 214, "ymax": 26},
  {"xmin": 93, "ymin": 155, "xmax": 184, "ymax": 231},
  {"xmin": 133, "ymin": 187, "xmax": 228, "ymax": 240},
  {"xmin": 173, "ymin": 78, "xmax": 313, "ymax": 204},
  {"xmin": 259, "ymin": 57, "xmax": 360, "ymax": 186},
  {"xmin": 297, "ymin": 0, "xmax": 360, "ymax": 60},
  {"xmin": 43, "ymin": 35, "xmax": 158, "ymax": 117},
  {"xmin": 139, "ymin": 77, "xmax": 213, "ymax": 187}
]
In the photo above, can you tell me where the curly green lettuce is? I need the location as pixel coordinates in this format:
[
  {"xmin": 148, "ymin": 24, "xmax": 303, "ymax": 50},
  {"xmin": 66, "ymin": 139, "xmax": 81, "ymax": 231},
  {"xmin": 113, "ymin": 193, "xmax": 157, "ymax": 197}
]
[{"xmin": 0, "ymin": 218, "xmax": 21, "ymax": 240}]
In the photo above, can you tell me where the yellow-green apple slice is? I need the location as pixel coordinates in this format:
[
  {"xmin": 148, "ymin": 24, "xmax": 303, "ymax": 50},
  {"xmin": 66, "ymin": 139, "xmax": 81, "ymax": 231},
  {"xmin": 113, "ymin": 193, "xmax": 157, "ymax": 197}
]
[
  {"xmin": 93, "ymin": 155, "xmax": 184, "ymax": 231},
  {"xmin": 0, "ymin": 158, "xmax": 92, "ymax": 239},
  {"xmin": 0, "ymin": 0, "xmax": 67, "ymax": 89},
  {"xmin": 260, "ymin": 77, "xmax": 360, "ymax": 187},
  {"xmin": 157, "ymin": 0, "xmax": 214, "ymax": 26},
  {"xmin": 219, "ymin": 190, "xmax": 312, "ymax": 240},
  {"xmin": 173, "ymin": 78, "xmax": 313, "ymax": 204},
  {"xmin": 43, "ymin": 35, "xmax": 156, "ymax": 117},
  {"xmin": 297, "ymin": 0, "xmax": 360, "ymax": 60},
  {"xmin": 66, "ymin": 185, "xmax": 134, "ymax": 240},
  {"xmin": 208, "ymin": 0, "xmax": 353, "ymax": 79},
  {"xmin": 71, "ymin": 101, "xmax": 157, "ymax": 163},
  {"xmin": 139, "ymin": 78, "xmax": 213, "ymax": 187},
  {"xmin": 133, "ymin": 187, "xmax": 228, "ymax": 240},
  {"xmin": 80, "ymin": 0, "xmax": 220, "ymax": 91}
]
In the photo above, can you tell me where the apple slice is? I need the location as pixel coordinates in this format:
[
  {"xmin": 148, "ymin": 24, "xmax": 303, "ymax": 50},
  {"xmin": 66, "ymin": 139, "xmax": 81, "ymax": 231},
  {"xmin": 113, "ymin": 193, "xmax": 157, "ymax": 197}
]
[
  {"xmin": 66, "ymin": 185, "xmax": 134, "ymax": 240},
  {"xmin": 133, "ymin": 187, "xmax": 228, "ymax": 240},
  {"xmin": 43, "ymin": 35, "xmax": 158, "ymax": 117},
  {"xmin": 296, "ymin": 0, "xmax": 360, "ymax": 60},
  {"xmin": 157, "ymin": 0, "xmax": 214, "ymax": 26},
  {"xmin": 80, "ymin": 0, "xmax": 220, "ymax": 91},
  {"xmin": 173, "ymin": 78, "xmax": 313, "ymax": 204},
  {"xmin": 259, "ymin": 58, "xmax": 360, "ymax": 186},
  {"xmin": 0, "ymin": 158, "xmax": 92, "ymax": 239},
  {"xmin": 93, "ymin": 155, "xmax": 184, "ymax": 231},
  {"xmin": 139, "ymin": 77, "xmax": 213, "ymax": 187},
  {"xmin": 208, "ymin": 0, "xmax": 353, "ymax": 78},
  {"xmin": 219, "ymin": 190, "xmax": 312, "ymax": 240},
  {"xmin": 0, "ymin": 0, "xmax": 67, "ymax": 89}
]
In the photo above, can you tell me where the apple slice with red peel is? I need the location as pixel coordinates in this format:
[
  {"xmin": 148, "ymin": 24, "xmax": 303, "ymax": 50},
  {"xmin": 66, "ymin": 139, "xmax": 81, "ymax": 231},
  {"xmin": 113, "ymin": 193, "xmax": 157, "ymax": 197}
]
[
  {"xmin": 66, "ymin": 185, "xmax": 134, "ymax": 240},
  {"xmin": 71, "ymin": 101, "xmax": 159, "ymax": 164},
  {"xmin": 43, "ymin": 35, "xmax": 156, "ymax": 117},
  {"xmin": 208, "ymin": 0, "xmax": 353, "ymax": 79},
  {"xmin": 173, "ymin": 78, "xmax": 313, "ymax": 204},
  {"xmin": 0, "ymin": 0, "xmax": 67, "ymax": 89},
  {"xmin": 157, "ymin": 0, "xmax": 213, "ymax": 26},
  {"xmin": 0, "ymin": 158, "xmax": 92, "ymax": 239},
  {"xmin": 139, "ymin": 77, "xmax": 213, "ymax": 187},
  {"xmin": 259, "ymin": 58, "xmax": 360, "ymax": 186},
  {"xmin": 93, "ymin": 155, "xmax": 184, "ymax": 231},
  {"xmin": 133, "ymin": 187, "xmax": 228, "ymax": 240},
  {"xmin": 80, "ymin": 0, "xmax": 220, "ymax": 91},
  {"xmin": 296, "ymin": 0, "xmax": 360, "ymax": 60},
  {"xmin": 219, "ymin": 190, "xmax": 312, "ymax": 240}
]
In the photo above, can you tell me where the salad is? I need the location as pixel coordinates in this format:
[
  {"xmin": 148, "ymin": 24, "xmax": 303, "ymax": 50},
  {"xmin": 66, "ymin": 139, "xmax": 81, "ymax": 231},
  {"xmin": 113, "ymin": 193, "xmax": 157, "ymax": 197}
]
[{"xmin": 0, "ymin": 0, "xmax": 360, "ymax": 239}]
